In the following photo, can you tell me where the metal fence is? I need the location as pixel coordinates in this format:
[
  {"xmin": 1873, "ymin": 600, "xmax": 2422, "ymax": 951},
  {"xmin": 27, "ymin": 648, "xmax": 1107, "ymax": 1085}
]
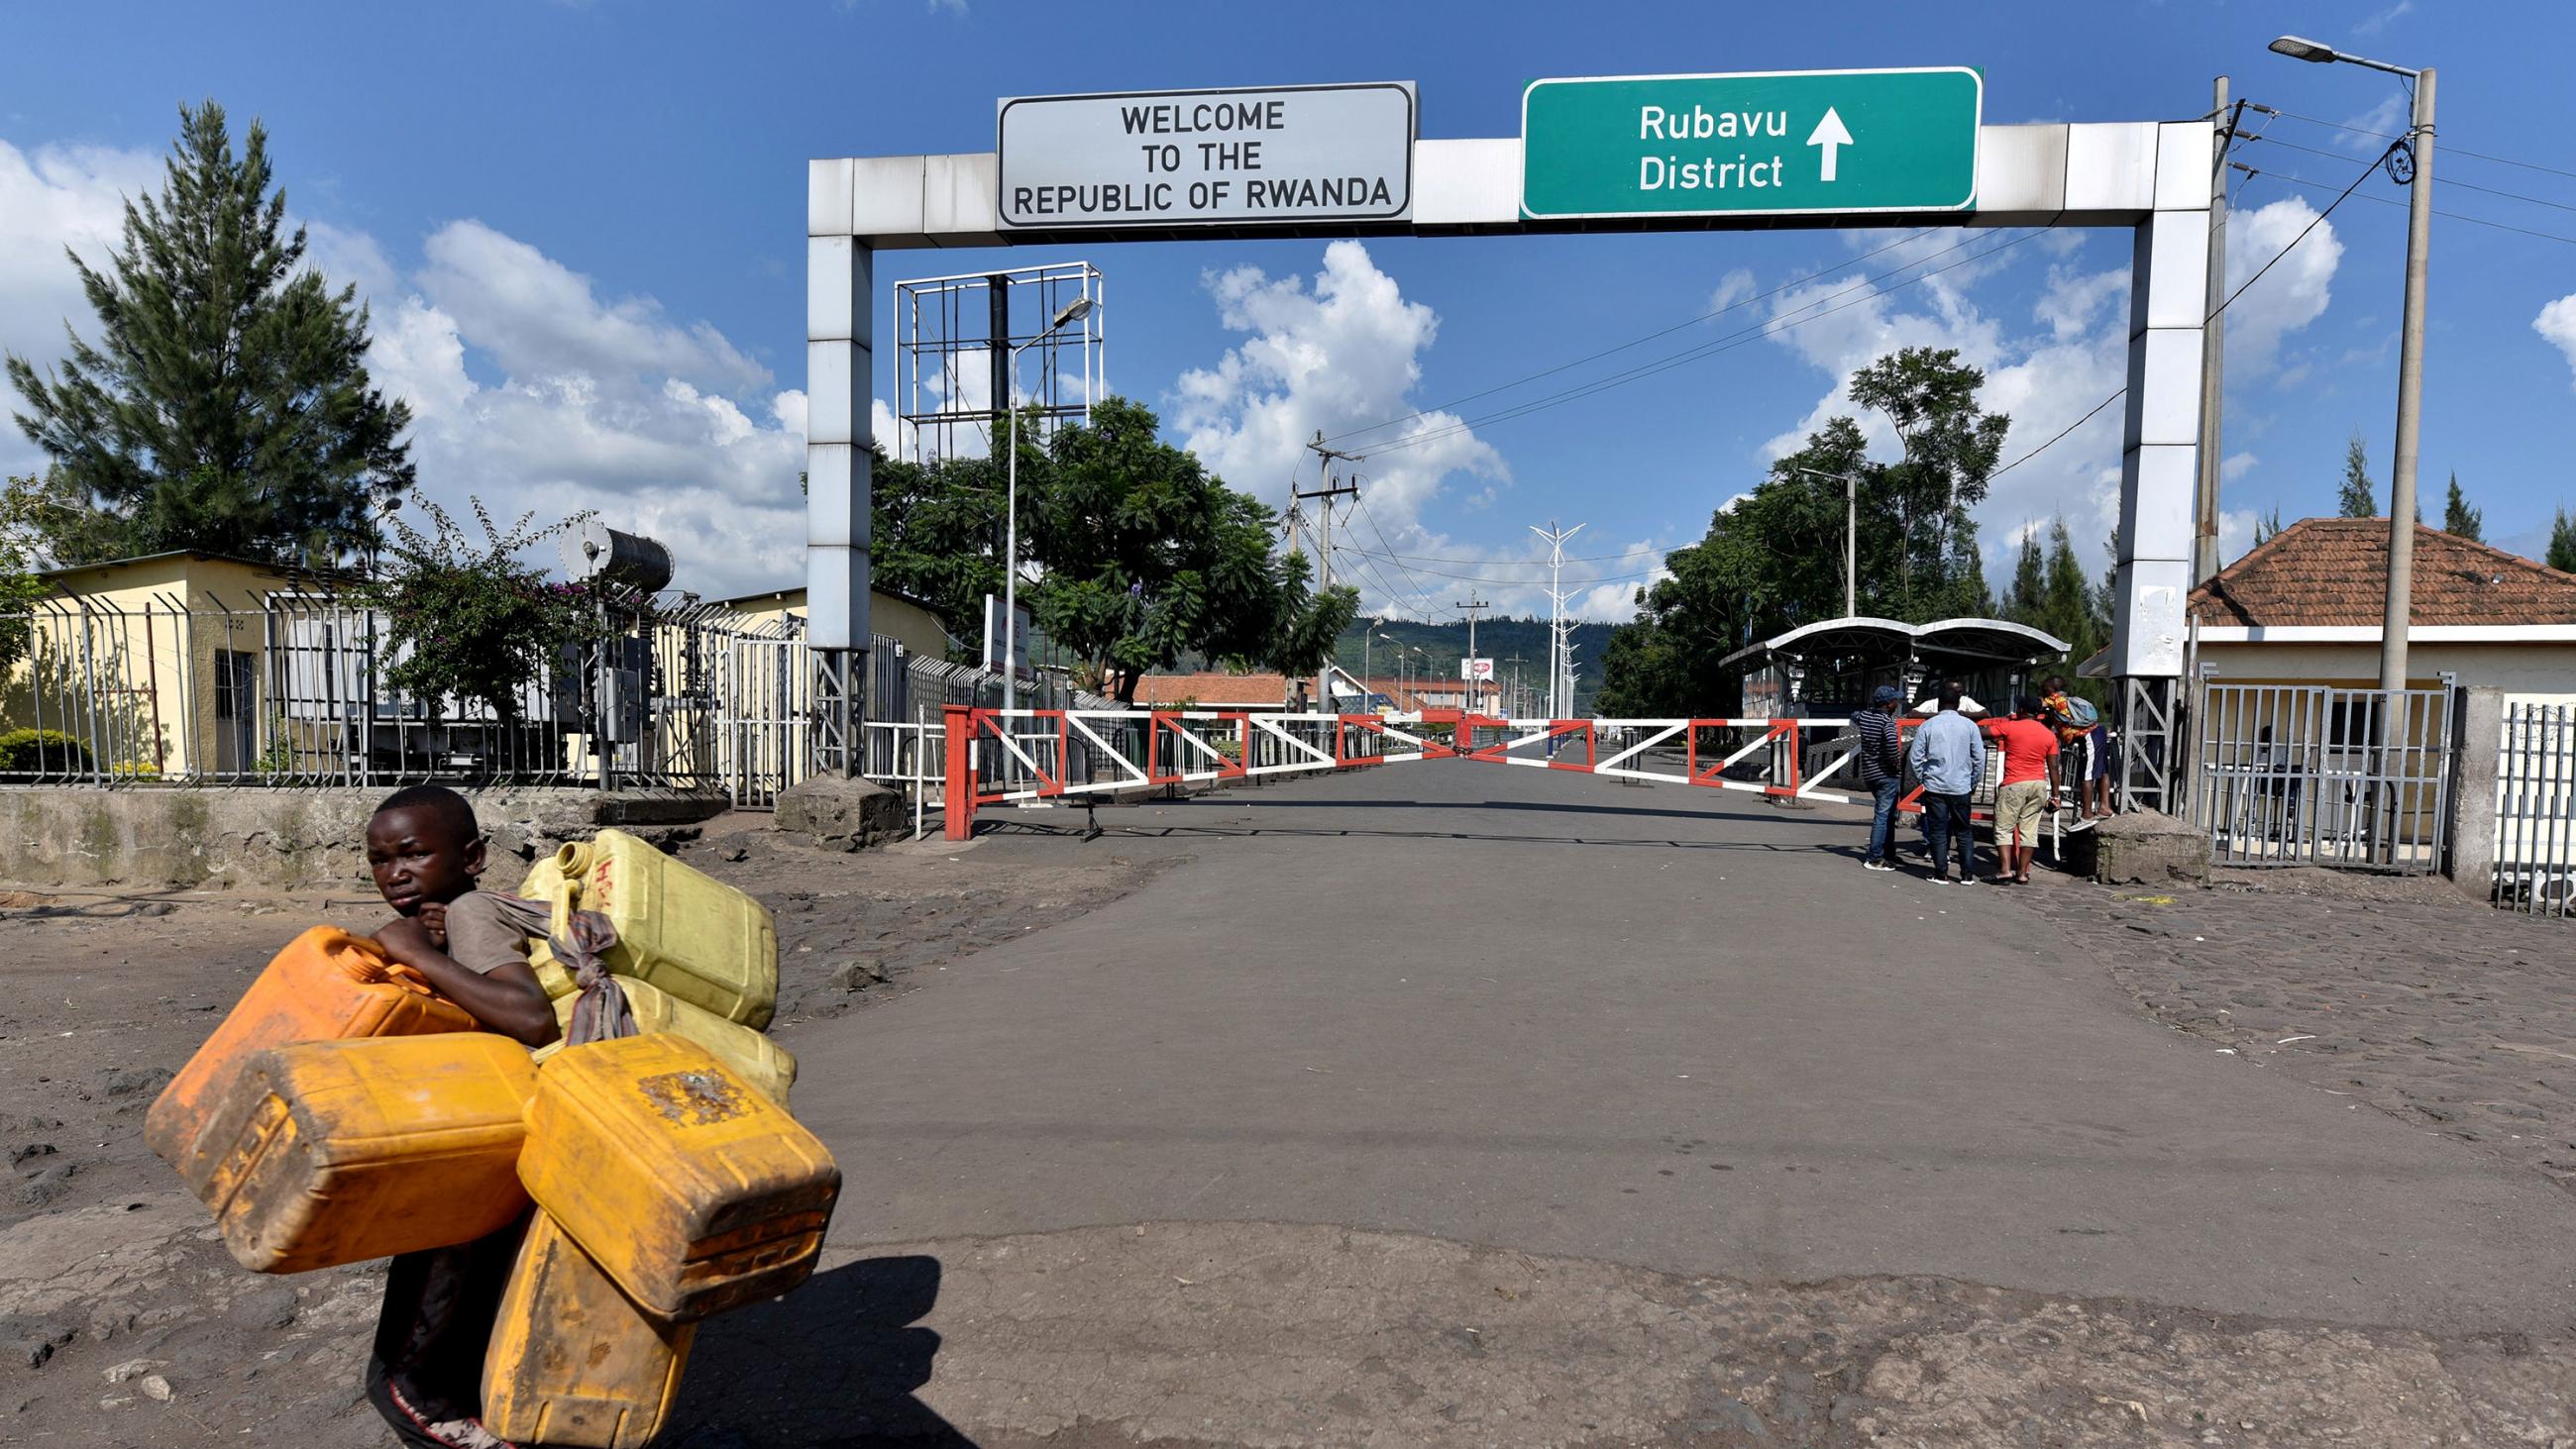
[
  {"xmin": 2191, "ymin": 683, "xmax": 2453, "ymax": 874},
  {"xmin": 2495, "ymin": 702, "xmax": 2576, "ymax": 917},
  {"xmin": 0, "ymin": 591, "xmax": 816, "ymax": 806}
]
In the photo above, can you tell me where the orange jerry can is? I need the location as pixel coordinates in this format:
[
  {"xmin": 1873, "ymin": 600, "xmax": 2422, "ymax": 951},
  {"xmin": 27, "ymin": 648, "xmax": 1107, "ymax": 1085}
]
[
  {"xmin": 482, "ymin": 1211, "xmax": 695, "ymax": 1449},
  {"xmin": 519, "ymin": 1034, "xmax": 838, "ymax": 1321},
  {"xmin": 191, "ymin": 1033, "xmax": 538, "ymax": 1274},
  {"xmin": 148, "ymin": 926, "xmax": 477, "ymax": 1180}
]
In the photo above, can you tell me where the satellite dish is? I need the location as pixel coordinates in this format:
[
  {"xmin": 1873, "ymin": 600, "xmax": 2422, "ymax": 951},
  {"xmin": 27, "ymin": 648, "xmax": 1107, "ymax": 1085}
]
[{"xmin": 559, "ymin": 520, "xmax": 674, "ymax": 593}]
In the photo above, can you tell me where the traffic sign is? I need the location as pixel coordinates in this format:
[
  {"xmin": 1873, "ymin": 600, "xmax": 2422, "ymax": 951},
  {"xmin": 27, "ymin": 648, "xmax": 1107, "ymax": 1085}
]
[
  {"xmin": 999, "ymin": 82, "xmax": 1416, "ymax": 231},
  {"xmin": 1520, "ymin": 67, "xmax": 1982, "ymax": 221}
]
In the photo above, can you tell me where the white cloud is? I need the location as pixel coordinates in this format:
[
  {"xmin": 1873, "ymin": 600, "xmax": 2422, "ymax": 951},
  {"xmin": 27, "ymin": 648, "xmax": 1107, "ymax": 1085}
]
[
  {"xmin": 1171, "ymin": 240, "xmax": 1516, "ymax": 619},
  {"xmin": 2535, "ymin": 293, "xmax": 2576, "ymax": 390},
  {"xmin": 1708, "ymin": 267, "xmax": 1756, "ymax": 314},
  {"xmin": 2337, "ymin": 91, "xmax": 2410, "ymax": 149},
  {"xmin": 415, "ymin": 221, "xmax": 768, "ymax": 396},
  {"xmin": 2221, "ymin": 451, "xmax": 2256, "ymax": 482},
  {"xmin": 2354, "ymin": 0, "xmax": 2415, "ymax": 36},
  {"xmin": 1757, "ymin": 208, "xmax": 2343, "ymax": 587},
  {"xmin": 2218, "ymin": 507, "xmax": 2259, "ymax": 565},
  {"xmin": 0, "ymin": 133, "xmax": 807, "ymax": 597},
  {"xmin": 0, "ymin": 140, "xmax": 161, "ymax": 474},
  {"xmin": 2223, "ymin": 198, "xmax": 2342, "ymax": 376},
  {"xmin": 373, "ymin": 222, "xmax": 805, "ymax": 597}
]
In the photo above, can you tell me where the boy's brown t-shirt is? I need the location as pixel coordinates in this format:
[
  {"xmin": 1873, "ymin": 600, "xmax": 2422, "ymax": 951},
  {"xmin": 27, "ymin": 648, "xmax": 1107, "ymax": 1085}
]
[{"xmin": 438, "ymin": 889, "xmax": 533, "ymax": 976}]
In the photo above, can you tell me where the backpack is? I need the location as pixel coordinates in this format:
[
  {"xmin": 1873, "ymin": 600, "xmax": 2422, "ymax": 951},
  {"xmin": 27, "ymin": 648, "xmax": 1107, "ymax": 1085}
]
[{"xmin": 2049, "ymin": 695, "xmax": 2100, "ymax": 732}]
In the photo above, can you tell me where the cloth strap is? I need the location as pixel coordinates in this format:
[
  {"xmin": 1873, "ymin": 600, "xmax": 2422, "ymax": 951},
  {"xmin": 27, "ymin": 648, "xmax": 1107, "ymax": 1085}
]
[{"xmin": 483, "ymin": 892, "xmax": 634, "ymax": 1047}]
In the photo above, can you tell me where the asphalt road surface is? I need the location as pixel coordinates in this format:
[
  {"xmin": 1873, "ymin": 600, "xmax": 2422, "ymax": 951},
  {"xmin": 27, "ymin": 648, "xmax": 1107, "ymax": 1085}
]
[{"xmin": 792, "ymin": 761, "xmax": 2576, "ymax": 1337}]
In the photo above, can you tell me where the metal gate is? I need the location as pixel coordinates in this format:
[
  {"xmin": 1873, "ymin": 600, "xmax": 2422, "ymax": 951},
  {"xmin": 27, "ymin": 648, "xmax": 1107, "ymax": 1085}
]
[
  {"xmin": 2495, "ymin": 702, "xmax": 2576, "ymax": 916},
  {"xmin": 2193, "ymin": 684, "xmax": 2452, "ymax": 874}
]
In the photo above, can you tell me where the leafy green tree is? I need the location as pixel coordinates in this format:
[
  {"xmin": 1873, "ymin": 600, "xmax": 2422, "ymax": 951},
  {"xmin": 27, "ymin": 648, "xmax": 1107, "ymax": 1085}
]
[
  {"xmin": 0, "ymin": 475, "xmax": 55, "ymax": 676},
  {"xmin": 1600, "ymin": 349, "xmax": 2011, "ymax": 714},
  {"xmin": 2251, "ymin": 505, "xmax": 2287, "ymax": 548},
  {"xmin": 867, "ymin": 446, "xmax": 1007, "ymax": 654},
  {"xmin": 2336, "ymin": 434, "xmax": 2376, "ymax": 518},
  {"xmin": 2548, "ymin": 507, "xmax": 2576, "ymax": 573},
  {"xmin": 2005, "ymin": 528, "xmax": 2045, "ymax": 620},
  {"xmin": 364, "ymin": 499, "xmax": 605, "ymax": 725},
  {"xmin": 1020, "ymin": 397, "xmax": 1357, "ymax": 701},
  {"xmin": 2441, "ymin": 471, "xmax": 2482, "ymax": 542},
  {"xmin": 1849, "ymin": 348, "xmax": 2010, "ymax": 620},
  {"xmin": 5, "ymin": 101, "xmax": 411, "ymax": 568}
]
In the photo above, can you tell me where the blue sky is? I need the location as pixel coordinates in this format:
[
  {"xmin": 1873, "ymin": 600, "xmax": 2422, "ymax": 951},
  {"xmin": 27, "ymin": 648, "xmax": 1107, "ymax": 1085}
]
[{"xmin": 5, "ymin": 0, "xmax": 2573, "ymax": 617}]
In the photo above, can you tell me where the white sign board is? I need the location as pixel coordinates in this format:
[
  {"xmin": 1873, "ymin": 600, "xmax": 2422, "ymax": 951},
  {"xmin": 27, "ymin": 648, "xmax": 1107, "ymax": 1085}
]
[
  {"xmin": 1460, "ymin": 657, "xmax": 1495, "ymax": 681},
  {"xmin": 998, "ymin": 82, "xmax": 1416, "ymax": 231}
]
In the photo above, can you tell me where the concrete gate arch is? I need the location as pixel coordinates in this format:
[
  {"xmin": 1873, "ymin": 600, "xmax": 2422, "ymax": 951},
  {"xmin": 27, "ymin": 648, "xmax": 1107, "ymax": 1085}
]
[{"xmin": 806, "ymin": 113, "xmax": 2214, "ymax": 804}]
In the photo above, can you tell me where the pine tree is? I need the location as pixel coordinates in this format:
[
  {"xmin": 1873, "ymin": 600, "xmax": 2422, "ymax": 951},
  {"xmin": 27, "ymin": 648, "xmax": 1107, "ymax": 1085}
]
[
  {"xmin": 2006, "ymin": 527, "xmax": 2045, "ymax": 621},
  {"xmin": 2251, "ymin": 505, "xmax": 2286, "ymax": 548},
  {"xmin": 2548, "ymin": 508, "xmax": 2576, "ymax": 573},
  {"xmin": 5, "ymin": 101, "xmax": 411, "ymax": 567},
  {"xmin": 2441, "ymin": 471, "xmax": 2482, "ymax": 541},
  {"xmin": 2336, "ymin": 434, "xmax": 2376, "ymax": 518}
]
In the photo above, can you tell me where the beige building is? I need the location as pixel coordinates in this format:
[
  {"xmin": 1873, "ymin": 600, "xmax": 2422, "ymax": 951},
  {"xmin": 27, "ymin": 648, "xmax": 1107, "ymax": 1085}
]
[
  {"xmin": 4, "ymin": 551, "xmax": 342, "ymax": 776},
  {"xmin": 704, "ymin": 585, "xmax": 953, "ymax": 663},
  {"xmin": 2087, "ymin": 518, "xmax": 2576, "ymax": 706}
]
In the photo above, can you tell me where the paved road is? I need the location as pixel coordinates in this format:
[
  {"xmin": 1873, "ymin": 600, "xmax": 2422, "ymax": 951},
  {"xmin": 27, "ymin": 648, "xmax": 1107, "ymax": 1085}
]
[{"xmin": 790, "ymin": 761, "xmax": 2576, "ymax": 1337}]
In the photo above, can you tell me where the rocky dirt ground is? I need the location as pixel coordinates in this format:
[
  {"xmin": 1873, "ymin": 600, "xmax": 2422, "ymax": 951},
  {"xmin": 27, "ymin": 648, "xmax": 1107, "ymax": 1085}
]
[
  {"xmin": 2001, "ymin": 865, "xmax": 2576, "ymax": 1196},
  {"xmin": 4, "ymin": 816, "xmax": 2574, "ymax": 1446}
]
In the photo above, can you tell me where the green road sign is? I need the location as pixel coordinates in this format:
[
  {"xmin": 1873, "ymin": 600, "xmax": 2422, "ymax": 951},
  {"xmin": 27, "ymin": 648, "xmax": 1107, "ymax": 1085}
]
[{"xmin": 1521, "ymin": 67, "xmax": 1982, "ymax": 220}]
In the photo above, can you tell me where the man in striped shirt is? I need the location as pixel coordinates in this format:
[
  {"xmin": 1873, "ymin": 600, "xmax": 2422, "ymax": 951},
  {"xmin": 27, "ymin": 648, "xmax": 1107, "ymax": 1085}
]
[{"xmin": 1850, "ymin": 684, "xmax": 1905, "ymax": 872}]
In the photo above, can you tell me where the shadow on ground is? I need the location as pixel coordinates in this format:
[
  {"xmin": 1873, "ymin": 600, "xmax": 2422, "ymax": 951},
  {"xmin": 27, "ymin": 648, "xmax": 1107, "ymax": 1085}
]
[{"xmin": 664, "ymin": 1255, "xmax": 977, "ymax": 1448}]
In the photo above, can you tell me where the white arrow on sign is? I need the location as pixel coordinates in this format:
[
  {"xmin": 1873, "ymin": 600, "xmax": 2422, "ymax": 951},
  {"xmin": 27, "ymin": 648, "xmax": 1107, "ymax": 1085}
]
[{"xmin": 1805, "ymin": 106, "xmax": 1854, "ymax": 182}]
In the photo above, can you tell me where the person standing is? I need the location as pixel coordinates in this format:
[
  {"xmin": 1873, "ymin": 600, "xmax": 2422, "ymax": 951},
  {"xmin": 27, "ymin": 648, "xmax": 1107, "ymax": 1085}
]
[
  {"xmin": 1905, "ymin": 683, "xmax": 1985, "ymax": 884},
  {"xmin": 1989, "ymin": 695, "xmax": 2063, "ymax": 884},
  {"xmin": 1850, "ymin": 684, "xmax": 1905, "ymax": 872}
]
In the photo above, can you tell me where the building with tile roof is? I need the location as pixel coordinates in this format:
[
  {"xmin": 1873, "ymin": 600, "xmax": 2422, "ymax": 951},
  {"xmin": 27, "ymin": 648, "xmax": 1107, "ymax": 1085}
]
[{"xmin": 2082, "ymin": 518, "xmax": 2576, "ymax": 704}]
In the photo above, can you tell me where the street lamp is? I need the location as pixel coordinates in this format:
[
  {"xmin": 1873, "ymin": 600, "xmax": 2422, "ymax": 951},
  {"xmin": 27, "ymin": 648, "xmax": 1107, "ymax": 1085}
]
[
  {"xmin": 2270, "ymin": 34, "xmax": 2432, "ymax": 697},
  {"xmin": 1794, "ymin": 467, "xmax": 1860, "ymax": 618},
  {"xmin": 1003, "ymin": 294, "xmax": 1096, "ymax": 715}
]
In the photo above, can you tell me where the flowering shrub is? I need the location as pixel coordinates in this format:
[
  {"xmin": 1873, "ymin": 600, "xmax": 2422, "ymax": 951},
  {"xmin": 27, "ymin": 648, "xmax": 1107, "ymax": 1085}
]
[{"xmin": 363, "ymin": 498, "xmax": 608, "ymax": 724}]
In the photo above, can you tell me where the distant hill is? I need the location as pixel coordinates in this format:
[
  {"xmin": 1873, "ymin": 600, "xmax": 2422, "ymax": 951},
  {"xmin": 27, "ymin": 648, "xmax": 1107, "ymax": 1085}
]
[{"xmin": 1330, "ymin": 615, "xmax": 1621, "ymax": 715}]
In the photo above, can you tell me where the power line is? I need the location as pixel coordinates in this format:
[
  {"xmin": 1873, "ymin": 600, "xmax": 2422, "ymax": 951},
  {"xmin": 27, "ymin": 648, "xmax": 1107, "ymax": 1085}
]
[
  {"xmin": 2271, "ymin": 108, "xmax": 2576, "ymax": 182},
  {"xmin": 1319, "ymin": 225, "xmax": 1946, "ymax": 449},
  {"xmin": 1340, "ymin": 545, "xmax": 1663, "ymax": 587},
  {"xmin": 2245, "ymin": 134, "xmax": 2576, "ymax": 215},
  {"xmin": 1987, "ymin": 143, "xmax": 2391, "ymax": 483},
  {"xmin": 2236, "ymin": 164, "xmax": 2576, "ymax": 246}
]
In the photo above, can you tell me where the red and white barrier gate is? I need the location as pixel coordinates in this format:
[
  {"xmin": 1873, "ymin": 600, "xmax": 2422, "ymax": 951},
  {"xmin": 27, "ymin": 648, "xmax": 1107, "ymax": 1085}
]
[{"xmin": 937, "ymin": 705, "xmax": 1947, "ymax": 841}]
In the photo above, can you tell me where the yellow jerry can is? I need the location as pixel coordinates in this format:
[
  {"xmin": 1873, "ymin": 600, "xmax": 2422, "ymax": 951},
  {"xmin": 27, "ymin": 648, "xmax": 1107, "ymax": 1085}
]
[
  {"xmin": 193, "ymin": 1033, "xmax": 538, "ymax": 1274},
  {"xmin": 523, "ymin": 831, "xmax": 778, "ymax": 1028},
  {"xmin": 531, "ymin": 979, "xmax": 798, "ymax": 1106},
  {"xmin": 512, "ymin": 855, "xmax": 581, "ymax": 1000},
  {"xmin": 149, "ymin": 926, "xmax": 478, "ymax": 1185},
  {"xmin": 519, "ymin": 1034, "xmax": 838, "ymax": 1321},
  {"xmin": 482, "ymin": 1210, "xmax": 694, "ymax": 1449}
]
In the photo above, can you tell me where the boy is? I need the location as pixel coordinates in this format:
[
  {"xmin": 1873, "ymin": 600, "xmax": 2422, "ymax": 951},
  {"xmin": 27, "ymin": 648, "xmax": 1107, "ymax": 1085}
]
[{"xmin": 361, "ymin": 784, "xmax": 555, "ymax": 1449}]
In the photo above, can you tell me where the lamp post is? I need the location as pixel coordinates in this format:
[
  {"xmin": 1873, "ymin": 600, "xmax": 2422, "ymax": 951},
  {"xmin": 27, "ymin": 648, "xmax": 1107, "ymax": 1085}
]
[
  {"xmin": 1794, "ymin": 467, "xmax": 1860, "ymax": 618},
  {"xmin": 1002, "ymin": 294, "xmax": 1096, "ymax": 715},
  {"xmin": 2270, "ymin": 35, "xmax": 2432, "ymax": 697}
]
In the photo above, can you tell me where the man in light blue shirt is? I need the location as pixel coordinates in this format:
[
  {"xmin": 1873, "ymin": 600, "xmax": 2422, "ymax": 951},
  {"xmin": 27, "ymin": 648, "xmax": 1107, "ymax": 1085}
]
[{"xmin": 1906, "ymin": 682, "xmax": 1986, "ymax": 883}]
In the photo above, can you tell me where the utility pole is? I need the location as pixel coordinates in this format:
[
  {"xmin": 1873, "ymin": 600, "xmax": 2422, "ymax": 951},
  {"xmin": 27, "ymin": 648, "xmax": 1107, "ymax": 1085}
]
[
  {"xmin": 1297, "ymin": 431, "xmax": 1362, "ymax": 714},
  {"xmin": 1504, "ymin": 654, "xmax": 1528, "ymax": 720},
  {"xmin": 2194, "ymin": 77, "xmax": 2243, "ymax": 586},
  {"xmin": 1529, "ymin": 521, "xmax": 1585, "ymax": 719},
  {"xmin": 1452, "ymin": 597, "xmax": 1488, "ymax": 728},
  {"xmin": 2382, "ymin": 66, "xmax": 2434, "ymax": 697}
]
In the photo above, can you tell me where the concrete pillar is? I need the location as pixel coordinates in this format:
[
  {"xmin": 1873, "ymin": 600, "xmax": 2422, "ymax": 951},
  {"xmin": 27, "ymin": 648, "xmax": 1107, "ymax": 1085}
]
[
  {"xmin": 2107, "ymin": 124, "xmax": 2212, "ymax": 811},
  {"xmin": 2446, "ymin": 685, "xmax": 2504, "ymax": 894},
  {"xmin": 807, "ymin": 160, "xmax": 874, "ymax": 772}
]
